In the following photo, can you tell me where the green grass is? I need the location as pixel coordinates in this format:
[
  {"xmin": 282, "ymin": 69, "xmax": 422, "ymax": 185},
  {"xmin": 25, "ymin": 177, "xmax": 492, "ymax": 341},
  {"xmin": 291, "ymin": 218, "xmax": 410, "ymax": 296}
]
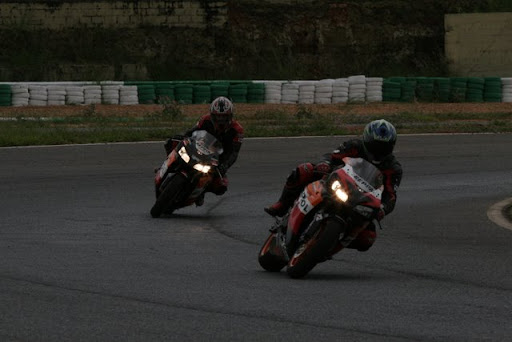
[{"xmin": 1, "ymin": 105, "xmax": 511, "ymax": 147}]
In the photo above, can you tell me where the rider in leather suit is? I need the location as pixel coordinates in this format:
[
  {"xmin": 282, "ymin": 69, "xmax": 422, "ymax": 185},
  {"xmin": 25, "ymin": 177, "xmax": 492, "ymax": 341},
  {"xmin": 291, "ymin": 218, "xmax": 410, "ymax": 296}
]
[
  {"xmin": 264, "ymin": 119, "xmax": 403, "ymax": 252},
  {"xmin": 165, "ymin": 96, "xmax": 244, "ymax": 205}
]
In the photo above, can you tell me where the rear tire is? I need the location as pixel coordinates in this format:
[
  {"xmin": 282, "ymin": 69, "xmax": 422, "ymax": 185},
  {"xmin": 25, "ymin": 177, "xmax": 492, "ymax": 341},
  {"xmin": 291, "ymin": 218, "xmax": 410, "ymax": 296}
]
[
  {"xmin": 150, "ymin": 173, "xmax": 188, "ymax": 218},
  {"xmin": 286, "ymin": 220, "xmax": 344, "ymax": 279},
  {"xmin": 258, "ymin": 233, "xmax": 287, "ymax": 272}
]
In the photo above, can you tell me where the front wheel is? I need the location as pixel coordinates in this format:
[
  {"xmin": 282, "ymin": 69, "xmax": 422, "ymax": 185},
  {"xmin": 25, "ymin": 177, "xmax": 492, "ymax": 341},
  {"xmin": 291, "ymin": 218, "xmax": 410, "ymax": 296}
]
[
  {"xmin": 258, "ymin": 232, "xmax": 287, "ymax": 272},
  {"xmin": 150, "ymin": 173, "xmax": 189, "ymax": 218},
  {"xmin": 286, "ymin": 219, "xmax": 344, "ymax": 279}
]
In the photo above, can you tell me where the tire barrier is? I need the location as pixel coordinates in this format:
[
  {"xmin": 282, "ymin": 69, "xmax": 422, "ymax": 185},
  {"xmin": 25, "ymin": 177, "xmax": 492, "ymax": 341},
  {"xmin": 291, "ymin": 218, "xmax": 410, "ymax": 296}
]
[
  {"xmin": 84, "ymin": 85, "xmax": 102, "ymax": 104},
  {"xmin": 1, "ymin": 76, "xmax": 511, "ymax": 106},
  {"xmin": 0, "ymin": 84, "xmax": 13, "ymax": 107}
]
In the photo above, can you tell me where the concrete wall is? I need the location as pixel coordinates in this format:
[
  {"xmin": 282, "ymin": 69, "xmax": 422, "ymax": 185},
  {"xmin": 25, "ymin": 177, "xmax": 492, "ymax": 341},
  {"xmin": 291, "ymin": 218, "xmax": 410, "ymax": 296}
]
[
  {"xmin": 445, "ymin": 12, "xmax": 512, "ymax": 77},
  {"xmin": 0, "ymin": 1, "xmax": 227, "ymax": 29}
]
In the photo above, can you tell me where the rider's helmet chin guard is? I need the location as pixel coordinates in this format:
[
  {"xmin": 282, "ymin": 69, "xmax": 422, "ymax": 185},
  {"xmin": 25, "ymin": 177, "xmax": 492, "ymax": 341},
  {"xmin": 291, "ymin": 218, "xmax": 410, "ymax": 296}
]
[
  {"xmin": 210, "ymin": 96, "xmax": 234, "ymax": 133},
  {"xmin": 362, "ymin": 119, "xmax": 397, "ymax": 163}
]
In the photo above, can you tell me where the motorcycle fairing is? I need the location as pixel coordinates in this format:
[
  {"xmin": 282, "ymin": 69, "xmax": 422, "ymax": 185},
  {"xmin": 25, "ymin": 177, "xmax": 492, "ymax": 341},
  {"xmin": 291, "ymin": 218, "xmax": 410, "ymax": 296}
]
[
  {"xmin": 333, "ymin": 158, "xmax": 383, "ymax": 218},
  {"xmin": 151, "ymin": 130, "xmax": 223, "ymax": 214},
  {"xmin": 155, "ymin": 149, "xmax": 178, "ymax": 186},
  {"xmin": 287, "ymin": 180, "xmax": 324, "ymax": 236}
]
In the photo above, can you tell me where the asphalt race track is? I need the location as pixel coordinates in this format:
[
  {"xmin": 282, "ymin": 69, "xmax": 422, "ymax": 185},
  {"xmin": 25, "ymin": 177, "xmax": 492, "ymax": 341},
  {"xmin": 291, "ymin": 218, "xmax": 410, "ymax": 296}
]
[{"xmin": 1, "ymin": 134, "xmax": 512, "ymax": 341}]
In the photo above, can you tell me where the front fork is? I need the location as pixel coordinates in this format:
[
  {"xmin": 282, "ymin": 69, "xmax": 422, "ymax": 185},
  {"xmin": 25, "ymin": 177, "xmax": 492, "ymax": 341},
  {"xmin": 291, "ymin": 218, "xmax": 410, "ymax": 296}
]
[{"xmin": 285, "ymin": 210, "xmax": 329, "ymax": 257}]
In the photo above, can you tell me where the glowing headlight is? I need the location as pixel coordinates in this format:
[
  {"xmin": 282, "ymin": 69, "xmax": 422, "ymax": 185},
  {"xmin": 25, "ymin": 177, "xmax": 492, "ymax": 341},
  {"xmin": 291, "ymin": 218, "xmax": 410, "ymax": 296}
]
[
  {"xmin": 331, "ymin": 180, "xmax": 349, "ymax": 202},
  {"xmin": 178, "ymin": 147, "xmax": 190, "ymax": 163},
  {"xmin": 193, "ymin": 164, "xmax": 211, "ymax": 173}
]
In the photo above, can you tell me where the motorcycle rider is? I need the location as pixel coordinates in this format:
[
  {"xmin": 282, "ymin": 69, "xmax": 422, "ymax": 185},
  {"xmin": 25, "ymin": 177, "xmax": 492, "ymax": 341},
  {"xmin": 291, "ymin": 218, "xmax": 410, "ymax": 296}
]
[
  {"xmin": 264, "ymin": 119, "xmax": 402, "ymax": 252},
  {"xmin": 164, "ymin": 96, "xmax": 244, "ymax": 206}
]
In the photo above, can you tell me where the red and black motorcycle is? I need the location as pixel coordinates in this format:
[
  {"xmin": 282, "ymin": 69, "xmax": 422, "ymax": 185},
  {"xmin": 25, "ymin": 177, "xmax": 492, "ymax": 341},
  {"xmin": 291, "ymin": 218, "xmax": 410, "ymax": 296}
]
[
  {"xmin": 150, "ymin": 130, "xmax": 223, "ymax": 218},
  {"xmin": 258, "ymin": 157, "xmax": 384, "ymax": 278}
]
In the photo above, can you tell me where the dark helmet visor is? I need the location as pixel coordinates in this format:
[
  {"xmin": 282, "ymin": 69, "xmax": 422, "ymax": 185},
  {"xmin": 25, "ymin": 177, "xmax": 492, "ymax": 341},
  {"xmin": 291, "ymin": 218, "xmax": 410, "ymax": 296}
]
[{"xmin": 365, "ymin": 140, "xmax": 394, "ymax": 161}]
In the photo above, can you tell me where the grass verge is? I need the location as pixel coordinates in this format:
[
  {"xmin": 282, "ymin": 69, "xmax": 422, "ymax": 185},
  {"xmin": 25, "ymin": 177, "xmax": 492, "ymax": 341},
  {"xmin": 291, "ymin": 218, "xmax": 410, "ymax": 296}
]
[{"xmin": 0, "ymin": 102, "xmax": 511, "ymax": 147}]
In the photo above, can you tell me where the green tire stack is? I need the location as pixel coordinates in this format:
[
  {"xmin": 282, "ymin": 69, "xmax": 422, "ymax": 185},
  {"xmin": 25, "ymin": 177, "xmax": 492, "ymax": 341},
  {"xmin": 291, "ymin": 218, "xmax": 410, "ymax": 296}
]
[
  {"xmin": 0, "ymin": 84, "xmax": 12, "ymax": 106},
  {"xmin": 382, "ymin": 78, "xmax": 402, "ymax": 102},
  {"xmin": 137, "ymin": 84, "xmax": 157, "ymax": 104},
  {"xmin": 466, "ymin": 77, "xmax": 485, "ymax": 102},
  {"xmin": 433, "ymin": 78, "xmax": 451, "ymax": 102},
  {"xmin": 415, "ymin": 77, "xmax": 435, "ymax": 102},
  {"xmin": 247, "ymin": 82, "xmax": 266, "ymax": 103},
  {"xmin": 483, "ymin": 77, "xmax": 502, "ymax": 102},
  {"xmin": 228, "ymin": 83, "xmax": 248, "ymax": 103},
  {"xmin": 401, "ymin": 78, "xmax": 416, "ymax": 102},
  {"xmin": 174, "ymin": 84, "xmax": 194, "ymax": 104},
  {"xmin": 210, "ymin": 82, "xmax": 230, "ymax": 100},
  {"xmin": 193, "ymin": 84, "xmax": 212, "ymax": 104},
  {"xmin": 450, "ymin": 77, "xmax": 468, "ymax": 102},
  {"xmin": 155, "ymin": 82, "xmax": 175, "ymax": 104}
]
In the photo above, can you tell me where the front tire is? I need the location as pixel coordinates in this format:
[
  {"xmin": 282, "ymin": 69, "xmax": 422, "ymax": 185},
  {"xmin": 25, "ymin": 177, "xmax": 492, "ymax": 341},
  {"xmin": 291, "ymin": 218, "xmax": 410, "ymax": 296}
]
[
  {"xmin": 258, "ymin": 232, "xmax": 287, "ymax": 272},
  {"xmin": 286, "ymin": 220, "xmax": 344, "ymax": 279},
  {"xmin": 150, "ymin": 173, "xmax": 188, "ymax": 218}
]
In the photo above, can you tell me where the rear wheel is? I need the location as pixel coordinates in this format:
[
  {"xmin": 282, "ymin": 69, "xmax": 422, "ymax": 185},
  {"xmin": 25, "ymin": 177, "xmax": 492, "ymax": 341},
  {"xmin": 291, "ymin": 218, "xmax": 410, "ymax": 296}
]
[
  {"xmin": 286, "ymin": 220, "xmax": 344, "ymax": 279},
  {"xmin": 150, "ymin": 173, "xmax": 188, "ymax": 218},
  {"xmin": 258, "ymin": 232, "xmax": 287, "ymax": 272}
]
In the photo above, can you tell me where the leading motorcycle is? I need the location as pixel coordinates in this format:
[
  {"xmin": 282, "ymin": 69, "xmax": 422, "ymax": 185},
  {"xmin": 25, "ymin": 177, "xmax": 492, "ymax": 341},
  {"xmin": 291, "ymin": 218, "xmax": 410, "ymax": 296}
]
[
  {"xmin": 150, "ymin": 130, "xmax": 223, "ymax": 218},
  {"xmin": 258, "ymin": 157, "xmax": 384, "ymax": 278}
]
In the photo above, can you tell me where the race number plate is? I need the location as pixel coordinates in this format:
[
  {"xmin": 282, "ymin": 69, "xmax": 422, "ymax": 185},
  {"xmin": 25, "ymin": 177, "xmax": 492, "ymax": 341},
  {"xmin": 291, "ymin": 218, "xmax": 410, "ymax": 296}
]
[{"xmin": 297, "ymin": 181, "xmax": 323, "ymax": 214}]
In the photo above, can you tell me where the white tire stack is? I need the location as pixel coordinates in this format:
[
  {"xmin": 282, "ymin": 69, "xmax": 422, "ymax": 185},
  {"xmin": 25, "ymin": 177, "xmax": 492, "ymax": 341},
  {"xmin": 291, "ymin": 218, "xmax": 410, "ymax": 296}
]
[
  {"xmin": 281, "ymin": 82, "xmax": 299, "ymax": 104},
  {"xmin": 28, "ymin": 85, "xmax": 48, "ymax": 106},
  {"xmin": 261, "ymin": 81, "xmax": 283, "ymax": 104},
  {"xmin": 296, "ymin": 81, "xmax": 316, "ymax": 104},
  {"xmin": 366, "ymin": 77, "xmax": 384, "ymax": 102},
  {"xmin": 11, "ymin": 84, "xmax": 30, "ymax": 107},
  {"xmin": 502, "ymin": 78, "xmax": 512, "ymax": 102},
  {"xmin": 332, "ymin": 78, "xmax": 349, "ymax": 104},
  {"xmin": 119, "ymin": 85, "xmax": 139, "ymax": 105},
  {"xmin": 314, "ymin": 79, "xmax": 334, "ymax": 104},
  {"xmin": 47, "ymin": 85, "xmax": 66, "ymax": 106},
  {"xmin": 101, "ymin": 85, "xmax": 121, "ymax": 104},
  {"xmin": 348, "ymin": 75, "xmax": 367, "ymax": 102},
  {"xmin": 65, "ymin": 86, "xmax": 84, "ymax": 105},
  {"xmin": 84, "ymin": 85, "xmax": 102, "ymax": 104}
]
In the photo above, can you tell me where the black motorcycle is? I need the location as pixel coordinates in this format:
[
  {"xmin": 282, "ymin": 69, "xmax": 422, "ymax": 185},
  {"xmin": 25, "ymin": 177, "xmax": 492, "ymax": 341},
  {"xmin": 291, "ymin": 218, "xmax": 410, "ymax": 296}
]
[{"xmin": 150, "ymin": 130, "xmax": 223, "ymax": 217}]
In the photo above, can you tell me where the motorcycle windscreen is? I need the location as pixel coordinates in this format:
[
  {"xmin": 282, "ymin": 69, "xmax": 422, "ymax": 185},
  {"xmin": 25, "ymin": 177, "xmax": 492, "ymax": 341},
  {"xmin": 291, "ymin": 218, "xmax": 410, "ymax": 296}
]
[
  {"xmin": 191, "ymin": 130, "xmax": 224, "ymax": 156},
  {"xmin": 340, "ymin": 157, "xmax": 383, "ymax": 199}
]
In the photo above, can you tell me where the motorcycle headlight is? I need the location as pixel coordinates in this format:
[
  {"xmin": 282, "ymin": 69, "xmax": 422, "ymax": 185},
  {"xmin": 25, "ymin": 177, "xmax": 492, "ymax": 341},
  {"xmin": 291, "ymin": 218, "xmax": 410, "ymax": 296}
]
[
  {"xmin": 331, "ymin": 180, "xmax": 348, "ymax": 202},
  {"xmin": 178, "ymin": 146, "xmax": 190, "ymax": 163},
  {"xmin": 193, "ymin": 163, "xmax": 211, "ymax": 173}
]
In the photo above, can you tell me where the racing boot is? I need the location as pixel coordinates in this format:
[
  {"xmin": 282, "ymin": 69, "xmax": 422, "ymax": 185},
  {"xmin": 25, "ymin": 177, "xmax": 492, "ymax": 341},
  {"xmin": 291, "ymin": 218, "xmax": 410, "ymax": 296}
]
[
  {"xmin": 264, "ymin": 185, "xmax": 301, "ymax": 217},
  {"xmin": 265, "ymin": 163, "xmax": 315, "ymax": 217}
]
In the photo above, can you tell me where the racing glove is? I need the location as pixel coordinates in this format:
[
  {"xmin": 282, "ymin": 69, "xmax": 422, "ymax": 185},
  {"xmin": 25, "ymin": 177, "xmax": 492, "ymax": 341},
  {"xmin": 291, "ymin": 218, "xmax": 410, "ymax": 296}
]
[{"xmin": 164, "ymin": 135, "xmax": 185, "ymax": 155}]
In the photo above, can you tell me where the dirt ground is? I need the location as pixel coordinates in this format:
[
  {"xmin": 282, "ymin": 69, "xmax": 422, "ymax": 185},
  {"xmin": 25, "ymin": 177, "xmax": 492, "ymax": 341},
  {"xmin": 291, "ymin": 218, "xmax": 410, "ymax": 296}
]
[{"xmin": 0, "ymin": 102, "xmax": 511, "ymax": 118}]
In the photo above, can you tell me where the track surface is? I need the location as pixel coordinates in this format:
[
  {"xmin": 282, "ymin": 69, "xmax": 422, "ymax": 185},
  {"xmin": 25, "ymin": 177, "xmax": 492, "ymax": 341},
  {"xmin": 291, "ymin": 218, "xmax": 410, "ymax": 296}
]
[{"xmin": 1, "ymin": 134, "xmax": 512, "ymax": 341}]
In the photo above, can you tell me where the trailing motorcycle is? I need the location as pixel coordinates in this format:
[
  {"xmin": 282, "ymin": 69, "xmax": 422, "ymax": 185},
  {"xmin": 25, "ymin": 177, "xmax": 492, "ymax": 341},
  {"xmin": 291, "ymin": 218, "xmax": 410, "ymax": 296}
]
[
  {"xmin": 150, "ymin": 130, "xmax": 223, "ymax": 218},
  {"xmin": 258, "ymin": 157, "xmax": 384, "ymax": 278}
]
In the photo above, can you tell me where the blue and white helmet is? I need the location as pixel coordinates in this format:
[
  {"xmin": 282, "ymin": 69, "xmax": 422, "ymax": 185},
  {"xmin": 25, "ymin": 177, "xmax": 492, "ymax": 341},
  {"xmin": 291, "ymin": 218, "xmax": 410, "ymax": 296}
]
[{"xmin": 362, "ymin": 119, "xmax": 397, "ymax": 162}]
